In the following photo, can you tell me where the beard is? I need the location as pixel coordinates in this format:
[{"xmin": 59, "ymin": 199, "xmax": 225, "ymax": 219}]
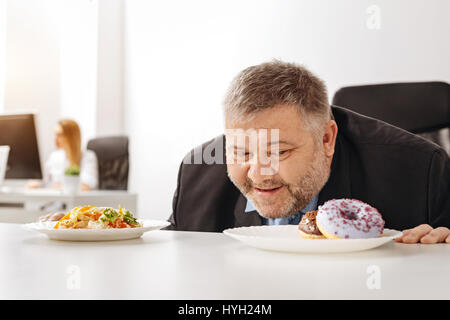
[{"xmin": 228, "ymin": 147, "xmax": 331, "ymax": 219}]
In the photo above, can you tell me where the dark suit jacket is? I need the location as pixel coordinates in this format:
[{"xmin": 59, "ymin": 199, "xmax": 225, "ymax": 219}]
[{"xmin": 166, "ymin": 106, "xmax": 450, "ymax": 232}]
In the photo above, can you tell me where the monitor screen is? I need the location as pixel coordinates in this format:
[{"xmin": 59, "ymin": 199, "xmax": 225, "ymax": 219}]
[{"xmin": 0, "ymin": 113, "xmax": 42, "ymax": 179}]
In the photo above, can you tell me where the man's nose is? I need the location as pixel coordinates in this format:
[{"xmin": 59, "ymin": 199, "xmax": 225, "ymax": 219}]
[{"xmin": 247, "ymin": 160, "xmax": 276, "ymax": 184}]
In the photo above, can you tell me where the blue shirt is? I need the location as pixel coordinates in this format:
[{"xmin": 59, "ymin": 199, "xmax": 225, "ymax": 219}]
[{"xmin": 245, "ymin": 194, "xmax": 319, "ymax": 225}]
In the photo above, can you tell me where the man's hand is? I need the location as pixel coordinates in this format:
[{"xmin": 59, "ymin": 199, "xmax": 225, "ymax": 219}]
[{"xmin": 395, "ymin": 224, "xmax": 450, "ymax": 244}]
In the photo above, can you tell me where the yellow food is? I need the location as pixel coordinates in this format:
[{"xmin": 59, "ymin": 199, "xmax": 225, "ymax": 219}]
[
  {"xmin": 53, "ymin": 205, "xmax": 142, "ymax": 229},
  {"xmin": 316, "ymin": 220, "xmax": 342, "ymax": 239},
  {"xmin": 298, "ymin": 229, "xmax": 326, "ymax": 239}
]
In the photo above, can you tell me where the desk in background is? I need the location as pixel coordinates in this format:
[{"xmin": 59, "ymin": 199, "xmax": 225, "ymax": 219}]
[{"xmin": 0, "ymin": 188, "xmax": 138, "ymax": 223}]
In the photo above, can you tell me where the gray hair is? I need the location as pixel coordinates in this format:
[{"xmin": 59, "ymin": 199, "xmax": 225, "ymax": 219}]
[{"xmin": 223, "ymin": 60, "xmax": 332, "ymax": 136}]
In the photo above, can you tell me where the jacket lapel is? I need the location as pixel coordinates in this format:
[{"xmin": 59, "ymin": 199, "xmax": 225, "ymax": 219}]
[{"xmin": 233, "ymin": 193, "xmax": 263, "ymax": 227}]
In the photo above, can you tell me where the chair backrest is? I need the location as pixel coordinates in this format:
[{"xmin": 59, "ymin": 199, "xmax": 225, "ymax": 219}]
[
  {"xmin": 332, "ymin": 82, "xmax": 450, "ymax": 154},
  {"xmin": 87, "ymin": 136, "xmax": 129, "ymax": 190}
]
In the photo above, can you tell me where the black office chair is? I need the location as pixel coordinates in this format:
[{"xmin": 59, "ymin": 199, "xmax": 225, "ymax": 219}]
[
  {"xmin": 332, "ymin": 82, "xmax": 450, "ymax": 155},
  {"xmin": 87, "ymin": 136, "xmax": 129, "ymax": 190}
]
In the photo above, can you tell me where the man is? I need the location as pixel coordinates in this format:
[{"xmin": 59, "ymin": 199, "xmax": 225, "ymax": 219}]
[{"xmin": 167, "ymin": 60, "xmax": 450, "ymax": 244}]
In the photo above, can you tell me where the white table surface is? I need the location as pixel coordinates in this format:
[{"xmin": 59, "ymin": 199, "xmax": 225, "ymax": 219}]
[{"xmin": 1, "ymin": 222, "xmax": 449, "ymax": 300}]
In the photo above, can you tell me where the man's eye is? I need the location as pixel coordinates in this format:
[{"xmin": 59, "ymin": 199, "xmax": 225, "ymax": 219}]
[{"xmin": 269, "ymin": 150, "xmax": 288, "ymax": 156}]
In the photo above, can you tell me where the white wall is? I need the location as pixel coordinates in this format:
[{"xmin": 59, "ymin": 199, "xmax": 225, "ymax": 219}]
[
  {"xmin": 58, "ymin": 0, "xmax": 98, "ymax": 145},
  {"xmin": 2, "ymin": 0, "xmax": 123, "ymax": 169},
  {"xmin": 4, "ymin": 0, "xmax": 62, "ymax": 164},
  {"xmin": 123, "ymin": 0, "xmax": 450, "ymax": 220},
  {"xmin": 96, "ymin": 0, "xmax": 124, "ymax": 137},
  {"xmin": 0, "ymin": 0, "xmax": 6, "ymax": 112}
]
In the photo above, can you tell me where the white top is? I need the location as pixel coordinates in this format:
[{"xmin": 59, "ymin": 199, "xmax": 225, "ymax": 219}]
[
  {"xmin": 2, "ymin": 224, "xmax": 449, "ymax": 299},
  {"xmin": 44, "ymin": 149, "xmax": 98, "ymax": 189}
]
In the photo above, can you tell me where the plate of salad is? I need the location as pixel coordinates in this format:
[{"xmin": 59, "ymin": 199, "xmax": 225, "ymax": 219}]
[{"xmin": 23, "ymin": 205, "xmax": 170, "ymax": 241}]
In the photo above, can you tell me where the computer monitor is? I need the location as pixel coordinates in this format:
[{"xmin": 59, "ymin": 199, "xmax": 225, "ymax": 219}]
[{"xmin": 0, "ymin": 113, "xmax": 43, "ymax": 179}]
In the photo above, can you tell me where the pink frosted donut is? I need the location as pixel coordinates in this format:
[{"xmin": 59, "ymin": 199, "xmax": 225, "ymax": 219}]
[{"xmin": 316, "ymin": 199, "xmax": 385, "ymax": 239}]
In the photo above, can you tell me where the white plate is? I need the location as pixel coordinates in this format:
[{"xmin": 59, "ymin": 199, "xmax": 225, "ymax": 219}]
[
  {"xmin": 223, "ymin": 225, "xmax": 402, "ymax": 253},
  {"xmin": 23, "ymin": 219, "xmax": 170, "ymax": 241}
]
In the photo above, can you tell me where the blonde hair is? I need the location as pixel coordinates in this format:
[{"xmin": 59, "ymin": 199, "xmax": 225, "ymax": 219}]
[
  {"xmin": 224, "ymin": 59, "xmax": 332, "ymax": 135},
  {"xmin": 58, "ymin": 119, "xmax": 81, "ymax": 167}
]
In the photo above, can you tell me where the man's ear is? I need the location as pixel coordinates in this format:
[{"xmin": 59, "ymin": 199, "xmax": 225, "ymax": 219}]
[{"xmin": 322, "ymin": 120, "xmax": 338, "ymax": 158}]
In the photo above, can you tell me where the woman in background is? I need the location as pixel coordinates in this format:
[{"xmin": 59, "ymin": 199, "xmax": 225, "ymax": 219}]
[{"xmin": 28, "ymin": 119, "xmax": 98, "ymax": 191}]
